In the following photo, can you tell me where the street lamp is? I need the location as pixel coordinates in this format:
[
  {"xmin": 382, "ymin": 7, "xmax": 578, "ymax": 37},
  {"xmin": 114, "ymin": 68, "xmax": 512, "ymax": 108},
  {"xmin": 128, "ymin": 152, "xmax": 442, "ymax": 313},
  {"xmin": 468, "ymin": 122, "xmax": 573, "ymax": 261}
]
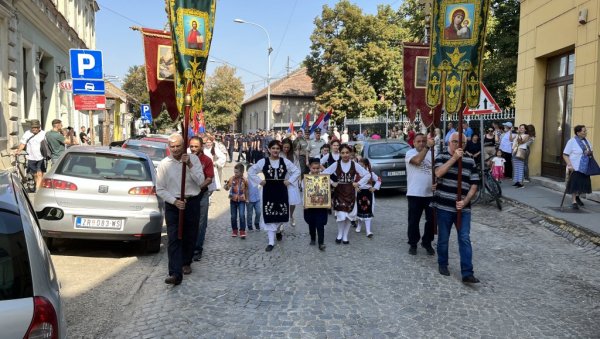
[
  {"xmin": 399, "ymin": 93, "xmax": 406, "ymax": 122},
  {"xmin": 234, "ymin": 18, "xmax": 272, "ymax": 131}
]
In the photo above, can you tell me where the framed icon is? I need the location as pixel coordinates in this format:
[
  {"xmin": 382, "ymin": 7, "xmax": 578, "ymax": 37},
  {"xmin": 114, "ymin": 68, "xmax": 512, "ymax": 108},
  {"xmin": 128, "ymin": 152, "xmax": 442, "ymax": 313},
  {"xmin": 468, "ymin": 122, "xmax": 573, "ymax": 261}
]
[{"xmin": 303, "ymin": 174, "xmax": 331, "ymax": 209}]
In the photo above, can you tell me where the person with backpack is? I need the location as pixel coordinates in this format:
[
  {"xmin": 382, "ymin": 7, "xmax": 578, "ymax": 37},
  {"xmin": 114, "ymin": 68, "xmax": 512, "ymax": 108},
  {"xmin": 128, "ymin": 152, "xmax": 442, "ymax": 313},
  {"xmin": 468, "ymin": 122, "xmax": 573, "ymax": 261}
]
[
  {"xmin": 46, "ymin": 119, "xmax": 73, "ymax": 166},
  {"xmin": 16, "ymin": 119, "xmax": 46, "ymax": 191}
]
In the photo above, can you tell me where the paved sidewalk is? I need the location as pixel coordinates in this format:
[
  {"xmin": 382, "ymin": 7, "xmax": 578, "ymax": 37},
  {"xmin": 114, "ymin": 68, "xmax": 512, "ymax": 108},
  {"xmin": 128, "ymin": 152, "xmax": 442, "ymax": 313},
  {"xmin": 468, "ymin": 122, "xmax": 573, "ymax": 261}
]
[
  {"xmin": 108, "ymin": 163, "xmax": 600, "ymax": 338},
  {"xmin": 501, "ymin": 178, "xmax": 600, "ymax": 237}
]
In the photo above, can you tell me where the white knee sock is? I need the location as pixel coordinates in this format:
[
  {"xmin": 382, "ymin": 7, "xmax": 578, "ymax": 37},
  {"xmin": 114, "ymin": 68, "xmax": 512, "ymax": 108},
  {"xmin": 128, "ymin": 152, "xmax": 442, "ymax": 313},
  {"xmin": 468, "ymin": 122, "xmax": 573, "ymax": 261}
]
[
  {"xmin": 365, "ymin": 219, "xmax": 372, "ymax": 235},
  {"xmin": 342, "ymin": 220, "xmax": 351, "ymax": 241},
  {"xmin": 268, "ymin": 230, "xmax": 275, "ymax": 245},
  {"xmin": 355, "ymin": 219, "xmax": 362, "ymax": 232},
  {"xmin": 336, "ymin": 221, "xmax": 344, "ymax": 240}
]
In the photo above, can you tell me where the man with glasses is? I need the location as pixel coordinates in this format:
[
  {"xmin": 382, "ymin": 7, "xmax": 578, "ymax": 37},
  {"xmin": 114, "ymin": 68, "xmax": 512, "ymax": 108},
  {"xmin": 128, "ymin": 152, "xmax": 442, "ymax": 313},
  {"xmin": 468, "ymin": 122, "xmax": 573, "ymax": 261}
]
[
  {"xmin": 16, "ymin": 119, "xmax": 46, "ymax": 191},
  {"xmin": 432, "ymin": 132, "xmax": 480, "ymax": 284}
]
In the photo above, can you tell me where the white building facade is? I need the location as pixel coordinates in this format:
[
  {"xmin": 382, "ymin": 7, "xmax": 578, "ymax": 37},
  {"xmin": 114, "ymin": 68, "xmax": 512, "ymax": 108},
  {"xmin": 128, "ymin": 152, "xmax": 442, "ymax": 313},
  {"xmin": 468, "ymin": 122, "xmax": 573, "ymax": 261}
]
[{"xmin": 0, "ymin": 0, "xmax": 98, "ymax": 160}]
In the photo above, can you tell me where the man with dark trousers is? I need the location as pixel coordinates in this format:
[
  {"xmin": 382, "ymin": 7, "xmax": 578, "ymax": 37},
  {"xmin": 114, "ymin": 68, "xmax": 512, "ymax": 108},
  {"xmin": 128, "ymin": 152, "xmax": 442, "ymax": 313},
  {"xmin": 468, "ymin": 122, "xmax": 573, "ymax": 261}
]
[
  {"xmin": 156, "ymin": 134, "xmax": 205, "ymax": 285},
  {"xmin": 405, "ymin": 133, "xmax": 436, "ymax": 256}
]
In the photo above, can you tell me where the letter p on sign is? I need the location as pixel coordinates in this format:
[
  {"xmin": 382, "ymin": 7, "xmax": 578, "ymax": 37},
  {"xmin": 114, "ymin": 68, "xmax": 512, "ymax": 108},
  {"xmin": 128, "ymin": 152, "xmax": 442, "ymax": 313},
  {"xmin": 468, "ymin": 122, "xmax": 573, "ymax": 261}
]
[
  {"xmin": 70, "ymin": 49, "xmax": 103, "ymax": 80},
  {"xmin": 77, "ymin": 54, "xmax": 95, "ymax": 76}
]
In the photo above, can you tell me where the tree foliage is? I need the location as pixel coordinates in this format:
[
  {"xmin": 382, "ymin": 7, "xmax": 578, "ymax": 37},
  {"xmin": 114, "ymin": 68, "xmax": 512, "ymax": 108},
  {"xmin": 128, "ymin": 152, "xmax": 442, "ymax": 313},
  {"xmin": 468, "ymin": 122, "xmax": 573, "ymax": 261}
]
[
  {"xmin": 305, "ymin": 1, "xmax": 407, "ymax": 122},
  {"xmin": 202, "ymin": 65, "xmax": 244, "ymax": 131},
  {"xmin": 482, "ymin": 0, "xmax": 520, "ymax": 108},
  {"xmin": 397, "ymin": 0, "xmax": 426, "ymax": 43},
  {"xmin": 121, "ymin": 65, "xmax": 149, "ymax": 119}
]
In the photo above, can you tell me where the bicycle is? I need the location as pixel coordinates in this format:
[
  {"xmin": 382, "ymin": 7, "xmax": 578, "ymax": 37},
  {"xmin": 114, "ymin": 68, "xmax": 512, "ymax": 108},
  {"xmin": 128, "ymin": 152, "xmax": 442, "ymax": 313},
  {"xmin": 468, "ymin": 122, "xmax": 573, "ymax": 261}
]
[
  {"xmin": 472, "ymin": 163, "xmax": 503, "ymax": 211},
  {"xmin": 0, "ymin": 151, "xmax": 36, "ymax": 192}
]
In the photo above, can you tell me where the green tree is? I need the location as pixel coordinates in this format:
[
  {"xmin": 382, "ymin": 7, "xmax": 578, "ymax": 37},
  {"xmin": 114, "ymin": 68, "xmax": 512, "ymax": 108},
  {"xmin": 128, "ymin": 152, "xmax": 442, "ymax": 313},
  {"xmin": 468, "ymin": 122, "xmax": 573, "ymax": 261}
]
[
  {"xmin": 397, "ymin": 0, "xmax": 426, "ymax": 43},
  {"xmin": 482, "ymin": 0, "xmax": 520, "ymax": 108},
  {"xmin": 305, "ymin": 1, "xmax": 406, "ymax": 123},
  {"xmin": 202, "ymin": 65, "xmax": 244, "ymax": 131},
  {"xmin": 121, "ymin": 65, "xmax": 149, "ymax": 119}
]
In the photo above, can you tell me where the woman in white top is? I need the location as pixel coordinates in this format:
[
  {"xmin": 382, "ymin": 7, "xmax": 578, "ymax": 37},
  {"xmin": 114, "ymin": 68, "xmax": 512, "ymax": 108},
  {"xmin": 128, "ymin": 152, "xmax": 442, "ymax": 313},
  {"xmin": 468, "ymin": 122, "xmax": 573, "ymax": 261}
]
[
  {"xmin": 563, "ymin": 125, "xmax": 593, "ymax": 210},
  {"xmin": 248, "ymin": 140, "xmax": 300, "ymax": 251},
  {"xmin": 320, "ymin": 139, "xmax": 341, "ymax": 169},
  {"xmin": 322, "ymin": 144, "xmax": 370, "ymax": 244},
  {"xmin": 281, "ymin": 138, "xmax": 302, "ymax": 226},
  {"xmin": 203, "ymin": 135, "xmax": 226, "ymax": 191}
]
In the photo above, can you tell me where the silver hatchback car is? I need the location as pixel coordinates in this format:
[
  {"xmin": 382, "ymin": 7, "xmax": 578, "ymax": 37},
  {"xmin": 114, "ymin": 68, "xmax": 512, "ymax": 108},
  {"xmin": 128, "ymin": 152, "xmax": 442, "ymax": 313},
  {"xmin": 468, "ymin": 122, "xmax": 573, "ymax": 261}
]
[
  {"xmin": 34, "ymin": 146, "xmax": 164, "ymax": 253},
  {"xmin": 0, "ymin": 170, "xmax": 66, "ymax": 338}
]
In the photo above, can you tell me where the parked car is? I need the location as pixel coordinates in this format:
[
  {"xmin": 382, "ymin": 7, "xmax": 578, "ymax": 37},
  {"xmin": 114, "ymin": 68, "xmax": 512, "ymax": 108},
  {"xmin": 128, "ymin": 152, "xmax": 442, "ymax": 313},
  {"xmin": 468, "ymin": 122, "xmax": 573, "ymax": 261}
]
[
  {"xmin": 34, "ymin": 146, "xmax": 164, "ymax": 253},
  {"xmin": 0, "ymin": 170, "xmax": 66, "ymax": 338},
  {"xmin": 359, "ymin": 140, "xmax": 411, "ymax": 189},
  {"xmin": 122, "ymin": 137, "xmax": 170, "ymax": 168}
]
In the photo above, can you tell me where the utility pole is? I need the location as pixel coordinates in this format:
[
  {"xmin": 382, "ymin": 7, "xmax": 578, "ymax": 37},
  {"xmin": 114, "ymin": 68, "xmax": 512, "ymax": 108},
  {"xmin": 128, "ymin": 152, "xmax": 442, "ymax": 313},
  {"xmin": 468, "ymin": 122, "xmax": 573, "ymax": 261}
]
[{"xmin": 286, "ymin": 56, "xmax": 291, "ymax": 77}]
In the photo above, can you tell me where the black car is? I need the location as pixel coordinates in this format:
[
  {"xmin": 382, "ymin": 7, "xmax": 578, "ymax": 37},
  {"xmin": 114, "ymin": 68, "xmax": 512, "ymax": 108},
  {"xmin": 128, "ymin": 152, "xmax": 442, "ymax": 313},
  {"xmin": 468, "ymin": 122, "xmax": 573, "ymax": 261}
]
[{"xmin": 358, "ymin": 140, "xmax": 411, "ymax": 189}]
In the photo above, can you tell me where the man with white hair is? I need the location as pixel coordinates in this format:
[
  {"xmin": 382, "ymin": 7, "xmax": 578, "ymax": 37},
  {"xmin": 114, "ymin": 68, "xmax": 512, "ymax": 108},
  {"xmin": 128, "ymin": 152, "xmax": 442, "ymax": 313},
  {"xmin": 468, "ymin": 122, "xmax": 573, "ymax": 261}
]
[
  {"xmin": 156, "ymin": 134, "xmax": 205, "ymax": 285},
  {"xmin": 432, "ymin": 132, "xmax": 480, "ymax": 284}
]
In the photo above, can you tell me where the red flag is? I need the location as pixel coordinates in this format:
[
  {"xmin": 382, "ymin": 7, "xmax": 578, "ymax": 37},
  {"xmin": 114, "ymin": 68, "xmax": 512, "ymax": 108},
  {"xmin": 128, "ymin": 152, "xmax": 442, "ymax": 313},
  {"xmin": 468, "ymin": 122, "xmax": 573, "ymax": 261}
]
[
  {"xmin": 402, "ymin": 42, "xmax": 442, "ymax": 128},
  {"xmin": 139, "ymin": 28, "xmax": 179, "ymax": 121}
]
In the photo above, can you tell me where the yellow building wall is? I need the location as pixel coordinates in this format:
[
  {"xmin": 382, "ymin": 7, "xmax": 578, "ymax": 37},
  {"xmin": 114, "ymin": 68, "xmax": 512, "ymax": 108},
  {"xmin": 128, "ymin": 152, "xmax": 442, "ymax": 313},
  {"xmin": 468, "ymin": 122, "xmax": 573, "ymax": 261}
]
[{"xmin": 516, "ymin": 0, "xmax": 600, "ymax": 188}]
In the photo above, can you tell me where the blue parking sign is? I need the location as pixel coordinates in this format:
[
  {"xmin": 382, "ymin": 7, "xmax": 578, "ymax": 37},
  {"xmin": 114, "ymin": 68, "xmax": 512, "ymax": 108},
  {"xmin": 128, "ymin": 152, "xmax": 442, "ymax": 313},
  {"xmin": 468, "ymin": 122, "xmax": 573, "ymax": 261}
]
[
  {"xmin": 141, "ymin": 104, "xmax": 152, "ymax": 123},
  {"xmin": 70, "ymin": 49, "xmax": 103, "ymax": 80}
]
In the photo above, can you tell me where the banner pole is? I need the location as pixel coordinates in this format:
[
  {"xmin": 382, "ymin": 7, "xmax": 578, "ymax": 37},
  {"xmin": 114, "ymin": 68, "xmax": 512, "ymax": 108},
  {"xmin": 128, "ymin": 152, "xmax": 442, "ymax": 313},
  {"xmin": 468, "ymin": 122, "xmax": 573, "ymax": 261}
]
[
  {"xmin": 430, "ymin": 124, "xmax": 437, "ymax": 235},
  {"xmin": 456, "ymin": 109, "xmax": 464, "ymax": 231},
  {"xmin": 178, "ymin": 91, "xmax": 192, "ymax": 240}
]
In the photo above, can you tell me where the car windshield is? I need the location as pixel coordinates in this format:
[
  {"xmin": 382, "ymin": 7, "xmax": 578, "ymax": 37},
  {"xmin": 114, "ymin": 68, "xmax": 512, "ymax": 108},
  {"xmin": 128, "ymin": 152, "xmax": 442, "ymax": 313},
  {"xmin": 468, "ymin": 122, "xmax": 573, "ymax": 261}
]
[
  {"xmin": 0, "ymin": 209, "xmax": 33, "ymax": 300},
  {"xmin": 123, "ymin": 144, "xmax": 166, "ymax": 162},
  {"xmin": 55, "ymin": 153, "xmax": 153, "ymax": 181},
  {"xmin": 368, "ymin": 143, "xmax": 411, "ymax": 159}
]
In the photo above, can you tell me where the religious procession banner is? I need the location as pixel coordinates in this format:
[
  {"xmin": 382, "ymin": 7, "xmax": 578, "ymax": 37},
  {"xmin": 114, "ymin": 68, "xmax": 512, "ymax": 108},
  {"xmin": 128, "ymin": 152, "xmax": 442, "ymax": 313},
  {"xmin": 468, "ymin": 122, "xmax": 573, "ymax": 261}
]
[
  {"xmin": 402, "ymin": 42, "xmax": 442, "ymax": 128},
  {"xmin": 138, "ymin": 27, "xmax": 179, "ymax": 121},
  {"xmin": 168, "ymin": 0, "xmax": 217, "ymax": 118},
  {"xmin": 426, "ymin": 0, "xmax": 491, "ymax": 114}
]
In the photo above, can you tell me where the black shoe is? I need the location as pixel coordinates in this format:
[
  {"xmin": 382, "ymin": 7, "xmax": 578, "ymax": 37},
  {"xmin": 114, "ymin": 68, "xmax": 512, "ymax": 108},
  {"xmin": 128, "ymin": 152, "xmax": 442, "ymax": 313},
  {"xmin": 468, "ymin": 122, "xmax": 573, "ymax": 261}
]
[
  {"xmin": 192, "ymin": 251, "xmax": 202, "ymax": 262},
  {"xmin": 342, "ymin": 240, "xmax": 349, "ymax": 245},
  {"xmin": 319, "ymin": 244, "xmax": 326, "ymax": 251},
  {"xmin": 515, "ymin": 183, "xmax": 524, "ymax": 189},
  {"xmin": 576, "ymin": 196, "xmax": 585, "ymax": 206},
  {"xmin": 462, "ymin": 275, "xmax": 480, "ymax": 284},
  {"xmin": 439, "ymin": 265, "xmax": 450, "ymax": 276},
  {"xmin": 310, "ymin": 240, "xmax": 316, "ymax": 246},
  {"xmin": 165, "ymin": 275, "xmax": 182, "ymax": 285},
  {"xmin": 512, "ymin": 183, "xmax": 519, "ymax": 187},
  {"xmin": 367, "ymin": 233, "xmax": 373, "ymax": 238},
  {"xmin": 335, "ymin": 238, "xmax": 342, "ymax": 244},
  {"xmin": 265, "ymin": 245, "xmax": 274, "ymax": 252},
  {"xmin": 255, "ymin": 226, "xmax": 261, "ymax": 231},
  {"xmin": 276, "ymin": 232, "xmax": 283, "ymax": 241},
  {"xmin": 351, "ymin": 221, "xmax": 357, "ymax": 228},
  {"xmin": 408, "ymin": 246, "xmax": 417, "ymax": 255},
  {"xmin": 571, "ymin": 203, "xmax": 579, "ymax": 210},
  {"xmin": 422, "ymin": 244, "xmax": 435, "ymax": 256}
]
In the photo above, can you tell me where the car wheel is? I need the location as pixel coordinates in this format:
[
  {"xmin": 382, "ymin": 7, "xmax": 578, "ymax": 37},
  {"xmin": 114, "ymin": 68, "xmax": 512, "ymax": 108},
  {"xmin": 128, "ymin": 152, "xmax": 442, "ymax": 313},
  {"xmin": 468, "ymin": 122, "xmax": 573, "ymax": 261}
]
[
  {"xmin": 43, "ymin": 237, "xmax": 56, "ymax": 251},
  {"xmin": 141, "ymin": 237, "xmax": 161, "ymax": 254}
]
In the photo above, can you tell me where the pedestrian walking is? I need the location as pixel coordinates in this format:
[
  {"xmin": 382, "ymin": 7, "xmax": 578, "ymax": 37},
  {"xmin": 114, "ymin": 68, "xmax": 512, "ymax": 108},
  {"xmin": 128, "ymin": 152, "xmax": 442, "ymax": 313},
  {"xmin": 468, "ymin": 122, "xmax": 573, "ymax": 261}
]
[
  {"xmin": 308, "ymin": 128, "xmax": 326, "ymax": 159},
  {"xmin": 246, "ymin": 179, "xmax": 261, "ymax": 231},
  {"xmin": 512, "ymin": 124, "xmax": 530, "ymax": 188},
  {"xmin": 303, "ymin": 158, "xmax": 329, "ymax": 251},
  {"xmin": 156, "ymin": 134, "xmax": 205, "ymax": 285},
  {"xmin": 562, "ymin": 125, "xmax": 595, "ymax": 210},
  {"xmin": 281, "ymin": 138, "xmax": 302, "ymax": 227},
  {"xmin": 248, "ymin": 140, "xmax": 301, "ymax": 252},
  {"xmin": 15, "ymin": 119, "xmax": 46, "ymax": 191},
  {"xmin": 293, "ymin": 129, "xmax": 309, "ymax": 174},
  {"xmin": 46, "ymin": 119, "xmax": 72, "ymax": 166},
  {"xmin": 79, "ymin": 126, "xmax": 91, "ymax": 145},
  {"xmin": 188, "ymin": 136, "xmax": 215, "ymax": 262},
  {"xmin": 224, "ymin": 163, "xmax": 249, "ymax": 238},
  {"xmin": 203, "ymin": 135, "xmax": 226, "ymax": 191},
  {"xmin": 432, "ymin": 132, "xmax": 480, "ymax": 284},
  {"xmin": 490, "ymin": 150, "xmax": 506, "ymax": 181},
  {"xmin": 320, "ymin": 139, "xmax": 341, "ymax": 169},
  {"xmin": 524, "ymin": 124, "xmax": 536, "ymax": 182},
  {"xmin": 322, "ymin": 144, "xmax": 370, "ymax": 244},
  {"xmin": 405, "ymin": 133, "xmax": 436, "ymax": 256},
  {"xmin": 354, "ymin": 158, "xmax": 381, "ymax": 238}
]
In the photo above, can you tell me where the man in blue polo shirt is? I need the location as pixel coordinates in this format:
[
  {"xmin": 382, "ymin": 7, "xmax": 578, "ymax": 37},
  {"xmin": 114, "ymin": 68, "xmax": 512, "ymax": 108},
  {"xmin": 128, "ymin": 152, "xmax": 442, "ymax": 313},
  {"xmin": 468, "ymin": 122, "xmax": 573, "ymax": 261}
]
[{"xmin": 433, "ymin": 132, "xmax": 480, "ymax": 284}]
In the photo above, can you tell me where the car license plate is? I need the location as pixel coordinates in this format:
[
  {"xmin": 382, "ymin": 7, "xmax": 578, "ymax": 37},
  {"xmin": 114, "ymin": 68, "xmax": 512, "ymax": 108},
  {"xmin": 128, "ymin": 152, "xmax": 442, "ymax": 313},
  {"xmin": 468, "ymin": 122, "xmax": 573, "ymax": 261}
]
[
  {"xmin": 75, "ymin": 217, "xmax": 124, "ymax": 230},
  {"xmin": 386, "ymin": 170, "xmax": 405, "ymax": 176}
]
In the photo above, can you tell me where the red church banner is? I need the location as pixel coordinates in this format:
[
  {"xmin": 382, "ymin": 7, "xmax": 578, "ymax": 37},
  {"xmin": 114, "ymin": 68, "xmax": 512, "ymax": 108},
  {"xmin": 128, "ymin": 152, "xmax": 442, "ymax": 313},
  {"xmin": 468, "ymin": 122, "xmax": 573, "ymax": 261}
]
[
  {"xmin": 402, "ymin": 42, "xmax": 441, "ymax": 128},
  {"xmin": 139, "ymin": 27, "xmax": 179, "ymax": 121}
]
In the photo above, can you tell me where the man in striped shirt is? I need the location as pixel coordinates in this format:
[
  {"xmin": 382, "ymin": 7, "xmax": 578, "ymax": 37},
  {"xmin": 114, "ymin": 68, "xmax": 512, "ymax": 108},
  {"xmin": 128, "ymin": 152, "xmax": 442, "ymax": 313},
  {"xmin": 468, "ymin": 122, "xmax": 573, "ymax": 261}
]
[{"xmin": 433, "ymin": 132, "xmax": 480, "ymax": 284}]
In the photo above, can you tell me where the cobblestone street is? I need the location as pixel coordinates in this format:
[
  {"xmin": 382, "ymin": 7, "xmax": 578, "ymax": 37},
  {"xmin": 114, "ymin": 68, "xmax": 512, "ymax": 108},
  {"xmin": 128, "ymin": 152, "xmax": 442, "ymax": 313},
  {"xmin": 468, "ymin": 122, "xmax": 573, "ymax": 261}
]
[{"xmin": 110, "ymin": 165, "xmax": 600, "ymax": 338}]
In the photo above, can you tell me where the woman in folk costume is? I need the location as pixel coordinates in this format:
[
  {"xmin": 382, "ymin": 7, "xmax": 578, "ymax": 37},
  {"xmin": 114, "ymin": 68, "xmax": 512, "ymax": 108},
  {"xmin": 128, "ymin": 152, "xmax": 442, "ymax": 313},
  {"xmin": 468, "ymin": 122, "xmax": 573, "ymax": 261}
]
[
  {"xmin": 281, "ymin": 138, "xmax": 302, "ymax": 226},
  {"xmin": 355, "ymin": 158, "xmax": 381, "ymax": 238},
  {"xmin": 320, "ymin": 139, "xmax": 341, "ymax": 169},
  {"xmin": 203, "ymin": 135, "xmax": 227, "ymax": 191},
  {"xmin": 322, "ymin": 144, "xmax": 370, "ymax": 244},
  {"xmin": 248, "ymin": 140, "xmax": 300, "ymax": 252}
]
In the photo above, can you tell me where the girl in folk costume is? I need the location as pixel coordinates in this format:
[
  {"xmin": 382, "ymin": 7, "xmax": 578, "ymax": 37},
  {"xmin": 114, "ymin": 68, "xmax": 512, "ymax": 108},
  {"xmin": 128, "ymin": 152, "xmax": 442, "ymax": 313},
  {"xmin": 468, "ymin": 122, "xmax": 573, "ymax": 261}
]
[
  {"xmin": 303, "ymin": 158, "xmax": 329, "ymax": 251},
  {"xmin": 203, "ymin": 135, "xmax": 227, "ymax": 191},
  {"xmin": 281, "ymin": 138, "xmax": 302, "ymax": 226},
  {"xmin": 320, "ymin": 139, "xmax": 341, "ymax": 169},
  {"xmin": 322, "ymin": 144, "xmax": 371, "ymax": 244},
  {"xmin": 248, "ymin": 140, "xmax": 300, "ymax": 252},
  {"xmin": 355, "ymin": 158, "xmax": 381, "ymax": 238}
]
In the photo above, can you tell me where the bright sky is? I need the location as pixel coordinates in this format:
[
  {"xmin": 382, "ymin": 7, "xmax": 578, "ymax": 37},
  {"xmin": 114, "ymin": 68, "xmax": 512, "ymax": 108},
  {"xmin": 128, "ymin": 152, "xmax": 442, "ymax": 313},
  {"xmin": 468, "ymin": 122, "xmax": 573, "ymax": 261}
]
[{"xmin": 95, "ymin": 0, "xmax": 403, "ymax": 97}]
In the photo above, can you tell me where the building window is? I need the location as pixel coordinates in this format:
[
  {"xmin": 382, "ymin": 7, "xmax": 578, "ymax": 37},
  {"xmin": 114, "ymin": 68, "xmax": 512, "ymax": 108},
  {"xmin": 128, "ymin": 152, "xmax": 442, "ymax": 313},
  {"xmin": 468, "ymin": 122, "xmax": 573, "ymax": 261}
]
[{"xmin": 541, "ymin": 51, "xmax": 574, "ymax": 179}]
